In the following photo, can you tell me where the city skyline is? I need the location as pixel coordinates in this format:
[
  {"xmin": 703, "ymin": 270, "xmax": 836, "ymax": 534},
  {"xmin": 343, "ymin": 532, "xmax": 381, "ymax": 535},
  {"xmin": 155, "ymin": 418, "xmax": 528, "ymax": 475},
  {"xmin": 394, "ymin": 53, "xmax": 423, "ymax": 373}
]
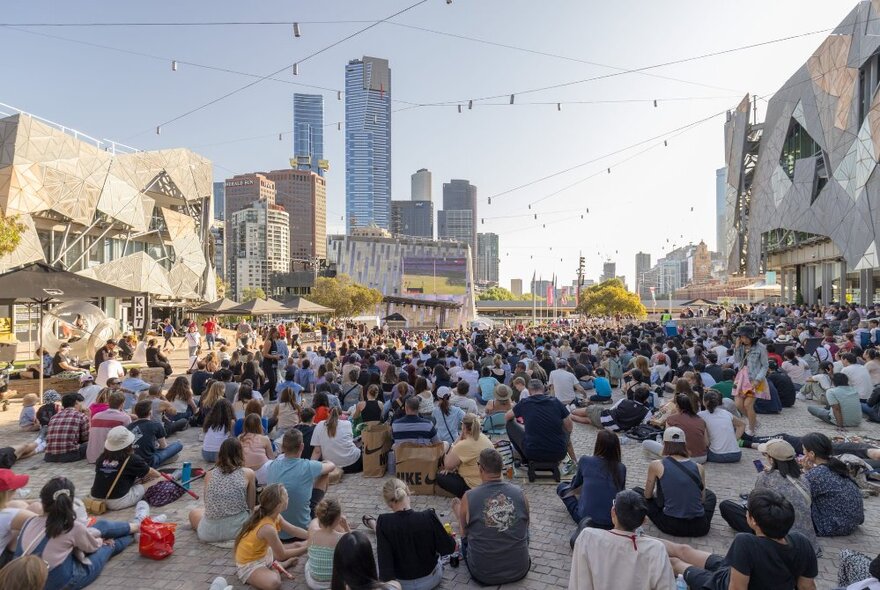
[{"xmin": 0, "ymin": 1, "xmax": 856, "ymax": 289}]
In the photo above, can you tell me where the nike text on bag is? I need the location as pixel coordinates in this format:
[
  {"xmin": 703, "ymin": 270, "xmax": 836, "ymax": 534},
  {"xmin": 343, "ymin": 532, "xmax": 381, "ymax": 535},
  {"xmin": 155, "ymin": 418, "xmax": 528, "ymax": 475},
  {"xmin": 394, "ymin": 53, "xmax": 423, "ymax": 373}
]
[
  {"xmin": 394, "ymin": 442, "xmax": 445, "ymax": 495},
  {"xmin": 361, "ymin": 422, "xmax": 392, "ymax": 478}
]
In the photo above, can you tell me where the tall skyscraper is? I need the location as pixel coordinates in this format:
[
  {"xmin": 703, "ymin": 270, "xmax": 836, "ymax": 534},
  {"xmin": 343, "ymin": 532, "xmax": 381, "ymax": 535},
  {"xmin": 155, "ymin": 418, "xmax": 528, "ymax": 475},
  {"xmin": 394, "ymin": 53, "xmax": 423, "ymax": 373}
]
[
  {"xmin": 716, "ymin": 167, "xmax": 727, "ymax": 258},
  {"xmin": 411, "ymin": 168, "xmax": 432, "ymax": 201},
  {"xmin": 223, "ymin": 173, "xmax": 276, "ymax": 293},
  {"xmin": 510, "ymin": 278, "xmax": 523, "ymax": 296},
  {"xmin": 264, "ymin": 169, "xmax": 327, "ymax": 261},
  {"xmin": 477, "ymin": 232, "xmax": 499, "ymax": 286},
  {"xmin": 293, "ymin": 94, "xmax": 325, "ymax": 177},
  {"xmin": 391, "ymin": 200, "xmax": 433, "ymax": 238},
  {"xmin": 438, "ymin": 179, "xmax": 477, "ymax": 260},
  {"xmin": 345, "ymin": 56, "xmax": 391, "ymax": 232},
  {"xmin": 635, "ymin": 251, "xmax": 651, "ymax": 297},
  {"xmin": 212, "ymin": 181, "xmax": 225, "ymax": 221}
]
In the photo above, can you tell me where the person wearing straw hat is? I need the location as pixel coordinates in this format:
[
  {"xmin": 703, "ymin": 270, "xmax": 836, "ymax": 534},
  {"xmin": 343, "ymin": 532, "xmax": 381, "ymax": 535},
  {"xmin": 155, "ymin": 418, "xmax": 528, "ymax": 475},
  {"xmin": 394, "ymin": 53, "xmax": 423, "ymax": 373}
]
[{"xmin": 90, "ymin": 426, "xmax": 162, "ymax": 511}]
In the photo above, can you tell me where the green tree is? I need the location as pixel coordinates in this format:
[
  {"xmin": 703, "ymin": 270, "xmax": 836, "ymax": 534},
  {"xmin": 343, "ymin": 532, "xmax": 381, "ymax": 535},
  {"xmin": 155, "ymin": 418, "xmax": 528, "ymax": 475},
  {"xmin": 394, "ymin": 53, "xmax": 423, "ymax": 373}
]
[
  {"xmin": 309, "ymin": 274, "xmax": 383, "ymax": 318},
  {"xmin": 478, "ymin": 286, "xmax": 516, "ymax": 301},
  {"xmin": 240, "ymin": 286, "xmax": 266, "ymax": 302},
  {"xmin": 215, "ymin": 277, "xmax": 230, "ymax": 299},
  {"xmin": 576, "ymin": 278, "xmax": 646, "ymax": 318},
  {"xmin": 0, "ymin": 214, "xmax": 25, "ymax": 257}
]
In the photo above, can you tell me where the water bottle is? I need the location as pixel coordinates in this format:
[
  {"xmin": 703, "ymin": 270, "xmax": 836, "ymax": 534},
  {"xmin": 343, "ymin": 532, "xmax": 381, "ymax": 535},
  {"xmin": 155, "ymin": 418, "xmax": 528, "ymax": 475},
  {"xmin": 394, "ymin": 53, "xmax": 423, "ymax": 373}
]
[
  {"xmin": 181, "ymin": 461, "xmax": 192, "ymax": 490},
  {"xmin": 676, "ymin": 574, "xmax": 688, "ymax": 589}
]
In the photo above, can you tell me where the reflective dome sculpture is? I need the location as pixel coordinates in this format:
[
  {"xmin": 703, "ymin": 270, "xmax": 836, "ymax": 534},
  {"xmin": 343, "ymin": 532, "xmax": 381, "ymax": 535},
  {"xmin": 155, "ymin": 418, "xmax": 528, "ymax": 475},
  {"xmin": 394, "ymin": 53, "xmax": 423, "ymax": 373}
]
[{"xmin": 42, "ymin": 301, "xmax": 120, "ymax": 361}]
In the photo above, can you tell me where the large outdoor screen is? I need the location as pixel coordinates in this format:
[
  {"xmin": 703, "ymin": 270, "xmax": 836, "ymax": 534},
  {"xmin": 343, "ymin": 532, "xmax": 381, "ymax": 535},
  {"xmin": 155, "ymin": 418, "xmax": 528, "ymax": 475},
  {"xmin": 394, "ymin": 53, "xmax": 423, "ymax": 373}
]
[{"xmin": 402, "ymin": 256, "xmax": 468, "ymax": 296}]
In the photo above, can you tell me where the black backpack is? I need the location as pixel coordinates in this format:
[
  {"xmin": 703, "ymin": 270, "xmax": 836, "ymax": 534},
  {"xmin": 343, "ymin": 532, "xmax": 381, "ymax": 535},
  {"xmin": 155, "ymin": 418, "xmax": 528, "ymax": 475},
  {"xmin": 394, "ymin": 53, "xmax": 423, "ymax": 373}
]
[{"xmin": 626, "ymin": 424, "xmax": 664, "ymax": 442}]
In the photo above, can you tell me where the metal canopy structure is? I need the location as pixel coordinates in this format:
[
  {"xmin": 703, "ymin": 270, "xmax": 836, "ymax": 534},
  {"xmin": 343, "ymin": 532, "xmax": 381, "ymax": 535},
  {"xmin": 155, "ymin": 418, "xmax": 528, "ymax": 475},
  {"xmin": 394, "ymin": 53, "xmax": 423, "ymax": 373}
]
[
  {"xmin": 225, "ymin": 297, "xmax": 290, "ymax": 316},
  {"xmin": 190, "ymin": 298, "xmax": 240, "ymax": 314},
  {"xmin": 281, "ymin": 296, "xmax": 334, "ymax": 315}
]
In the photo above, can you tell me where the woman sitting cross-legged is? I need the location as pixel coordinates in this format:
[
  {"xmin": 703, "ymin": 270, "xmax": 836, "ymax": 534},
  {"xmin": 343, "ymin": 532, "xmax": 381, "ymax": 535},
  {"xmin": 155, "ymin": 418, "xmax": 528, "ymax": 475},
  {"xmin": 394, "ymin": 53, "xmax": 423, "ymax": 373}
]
[
  {"xmin": 556, "ymin": 429, "xmax": 626, "ymax": 530},
  {"xmin": 633, "ymin": 426, "xmax": 717, "ymax": 537},
  {"xmin": 234, "ymin": 483, "xmax": 308, "ymax": 590},
  {"xmin": 189, "ymin": 438, "xmax": 255, "ymax": 543},
  {"xmin": 14, "ymin": 477, "xmax": 138, "ymax": 590},
  {"xmin": 90, "ymin": 426, "xmax": 164, "ymax": 511},
  {"xmin": 435, "ymin": 414, "xmax": 494, "ymax": 499}
]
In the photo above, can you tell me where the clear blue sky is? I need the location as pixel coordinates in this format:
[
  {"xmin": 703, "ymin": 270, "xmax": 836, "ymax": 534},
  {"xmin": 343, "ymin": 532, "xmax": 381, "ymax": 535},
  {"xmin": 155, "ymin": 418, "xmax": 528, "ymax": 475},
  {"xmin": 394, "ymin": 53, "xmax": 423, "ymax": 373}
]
[{"xmin": 0, "ymin": 0, "xmax": 857, "ymax": 290}]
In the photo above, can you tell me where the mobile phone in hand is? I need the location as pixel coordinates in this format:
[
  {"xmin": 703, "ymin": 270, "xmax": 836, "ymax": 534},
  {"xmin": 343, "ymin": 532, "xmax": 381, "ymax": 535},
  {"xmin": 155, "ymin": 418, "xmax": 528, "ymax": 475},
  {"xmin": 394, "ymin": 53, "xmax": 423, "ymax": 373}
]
[{"xmin": 753, "ymin": 459, "xmax": 764, "ymax": 473}]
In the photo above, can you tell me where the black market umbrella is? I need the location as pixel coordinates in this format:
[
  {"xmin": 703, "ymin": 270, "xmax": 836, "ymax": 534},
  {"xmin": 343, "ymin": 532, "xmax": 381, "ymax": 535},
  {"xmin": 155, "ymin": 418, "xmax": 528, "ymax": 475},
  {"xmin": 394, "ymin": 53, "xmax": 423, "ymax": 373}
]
[
  {"xmin": 226, "ymin": 297, "xmax": 291, "ymax": 316},
  {"xmin": 282, "ymin": 296, "xmax": 335, "ymax": 315},
  {"xmin": 0, "ymin": 262, "xmax": 138, "ymax": 397},
  {"xmin": 191, "ymin": 297, "xmax": 240, "ymax": 314}
]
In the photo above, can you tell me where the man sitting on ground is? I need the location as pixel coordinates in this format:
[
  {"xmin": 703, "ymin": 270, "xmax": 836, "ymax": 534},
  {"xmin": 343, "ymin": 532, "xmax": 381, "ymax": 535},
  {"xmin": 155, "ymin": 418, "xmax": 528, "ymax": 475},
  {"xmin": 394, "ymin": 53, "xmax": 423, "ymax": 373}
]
[
  {"xmin": 808, "ymin": 372, "xmax": 862, "ymax": 428},
  {"xmin": 549, "ymin": 359, "xmax": 587, "ymax": 407},
  {"xmin": 505, "ymin": 379, "xmax": 573, "ymax": 466},
  {"xmin": 569, "ymin": 489, "xmax": 675, "ymax": 590},
  {"xmin": 44, "ymin": 393, "xmax": 89, "ymax": 463},
  {"xmin": 391, "ymin": 396, "xmax": 443, "ymax": 449},
  {"xmin": 663, "ymin": 488, "xmax": 818, "ymax": 590},
  {"xmin": 267, "ymin": 429, "xmax": 335, "ymax": 540},
  {"xmin": 571, "ymin": 384, "xmax": 651, "ymax": 431},
  {"xmin": 128, "ymin": 399, "xmax": 183, "ymax": 468},
  {"xmin": 120, "ymin": 367, "xmax": 151, "ymax": 410},
  {"xmin": 452, "ymin": 448, "xmax": 530, "ymax": 586},
  {"xmin": 86, "ymin": 391, "xmax": 131, "ymax": 463}
]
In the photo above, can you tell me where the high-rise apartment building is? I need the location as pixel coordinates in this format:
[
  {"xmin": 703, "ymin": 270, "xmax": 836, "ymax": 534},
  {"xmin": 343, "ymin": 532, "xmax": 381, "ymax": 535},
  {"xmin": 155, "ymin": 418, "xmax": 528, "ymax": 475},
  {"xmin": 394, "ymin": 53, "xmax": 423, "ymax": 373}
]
[
  {"xmin": 345, "ymin": 56, "xmax": 391, "ymax": 232},
  {"xmin": 293, "ymin": 94, "xmax": 325, "ymax": 177},
  {"xmin": 411, "ymin": 168, "xmax": 432, "ymax": 201},
  {"xmin": 635, "ymin": 251, "xmax": 651, "ymax": 297},
  {"xmin": 510, "ymin": 278, "xmax": 523, "ymax": 296},
  {"xmin": 228, "ymin": 201, "xmax": 290, "ymax": 300},
  {"xmin": 213, "ymin": 181, "xmax": 225, "ymax": 221},
  {"xmin": 263, "ymin": 169, "xmax": 327, "ymax": 261},
  {"xmin": 391, "ymin": 200, "xmax": 433, "ymax": 239},
  {"xmin": 438, "ymin": 179, "xmax": 477, "ymax": 259},
  {"xmin": 477, "ymin": 232, "xmax": 499, "ymax": 286},
  {"xmin": 224, "ymin": 173, "xmax": 276, "ymax": 290},
  {"xmin": 211, "ymin": 222, "xmax": 225, "ymax": 281}
]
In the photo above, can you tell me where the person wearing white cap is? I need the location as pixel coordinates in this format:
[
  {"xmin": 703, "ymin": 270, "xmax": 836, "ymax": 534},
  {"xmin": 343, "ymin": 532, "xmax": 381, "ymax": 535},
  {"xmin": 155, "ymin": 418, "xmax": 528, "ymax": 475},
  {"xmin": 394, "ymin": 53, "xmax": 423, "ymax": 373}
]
[
  {"xmin": 634, "ymin": 426, "xmax": 716, "ymax": 538},
  {"xmin": 78, "ymin": 373, "xmax": 103, "ymax": 408},
  {"xmin": 431, "ymin": 386, "xmax": 465, "ymax": 446},
  {"xmin": 90, "ymin": 425, "xmax": 162, "ymax": 511}
]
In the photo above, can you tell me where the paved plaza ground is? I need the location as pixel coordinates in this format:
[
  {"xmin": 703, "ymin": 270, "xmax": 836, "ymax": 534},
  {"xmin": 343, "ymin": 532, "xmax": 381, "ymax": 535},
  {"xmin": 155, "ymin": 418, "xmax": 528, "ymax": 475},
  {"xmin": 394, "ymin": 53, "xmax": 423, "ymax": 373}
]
[{"xmin": 2, "ymin": 345, "xmax": 878, "ymax": 590}]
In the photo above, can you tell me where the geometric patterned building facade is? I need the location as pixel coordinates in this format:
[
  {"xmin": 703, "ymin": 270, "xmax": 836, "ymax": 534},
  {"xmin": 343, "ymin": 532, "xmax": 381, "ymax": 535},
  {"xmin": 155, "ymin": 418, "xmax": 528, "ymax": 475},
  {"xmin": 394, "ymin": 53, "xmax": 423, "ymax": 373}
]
[
  {"xmin": 0, "ymin": 111, "xmax": 215, "ymax": 302},
  {"xmin": 727, "ymin": 1, "xmax": 880, "ymax": 305}
]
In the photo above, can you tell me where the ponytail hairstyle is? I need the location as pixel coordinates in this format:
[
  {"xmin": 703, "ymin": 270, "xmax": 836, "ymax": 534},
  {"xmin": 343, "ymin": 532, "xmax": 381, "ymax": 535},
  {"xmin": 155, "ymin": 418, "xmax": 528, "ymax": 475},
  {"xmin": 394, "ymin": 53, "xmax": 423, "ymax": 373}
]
[
  {"xmin": 703, "ymin": 389, "xmax": 722, "ymax": 413},
  {"xmin": 235, "ymin": 483, "xmax": 287, "ymax": 550},
  {"xmin": 41, "ymin": 477, "xmax": 76, "ymax": 538},
  {"xmin": 801, "ymin": 432, "xmax": 850, "ymax": 479},
  {"xmin": 461, "ymin": 413, "xmax": 481, "ymax": 441},
  {"xmin": 315, "ymin": 497, "xmax": 342, "ymax": 528},
  {"xmin": 366, "ymin": 384, "xmax": 380, "ymax": 400},
  {"xmin": 675, "ymin": 393, "xmax": 698, "ymax": 417},
  {"xmin": 326, "ymin": 407, "xmax": 340, "ymax": 438},
  {"xmin": 279, "ymin": 387, "xmax": 301, "ymax": 413},
  {"xmin": 382, "ymin": 478, "xmax": 410, "ymax": 506},
  {"xmin": 438, "ymin": 392, "xmax": 450, "ymax": 415}
]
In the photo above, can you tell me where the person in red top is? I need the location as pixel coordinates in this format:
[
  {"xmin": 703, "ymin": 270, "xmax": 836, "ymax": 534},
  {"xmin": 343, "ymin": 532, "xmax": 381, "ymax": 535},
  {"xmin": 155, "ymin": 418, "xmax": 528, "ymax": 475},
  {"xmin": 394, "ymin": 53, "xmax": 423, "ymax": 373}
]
[
  {"xmin": 277, "ymin": 322, "xmax": 286, "ymax": 340},
  {"xmin": 44, "ymin": 393, "xmax": 89, "ymax": 463},
  {"xmin": 203, "ymin": 316, "xmax": 218, "ymax": 351}
]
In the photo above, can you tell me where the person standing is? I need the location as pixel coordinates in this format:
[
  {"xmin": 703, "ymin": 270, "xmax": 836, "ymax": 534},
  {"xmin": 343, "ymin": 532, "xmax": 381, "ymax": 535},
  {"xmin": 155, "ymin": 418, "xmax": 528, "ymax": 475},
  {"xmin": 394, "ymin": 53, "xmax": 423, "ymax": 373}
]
[
  {"xmin": 452, "ymin": 448, "xmax": 531, "ymax": 586},
  {"xmin": 202, "ymin": 316, "xmax": 218, "ymax": 351},
  {"xmin": 161, "ymin": 318, "xmax": 178, "ymax": 352},
  {"xmin": 733, "ymin": 323, "xmax": 769, "ymax": 435},
  {"xmin": 185, "ymin": 324, "xmax": 202, "ymax": 359}
]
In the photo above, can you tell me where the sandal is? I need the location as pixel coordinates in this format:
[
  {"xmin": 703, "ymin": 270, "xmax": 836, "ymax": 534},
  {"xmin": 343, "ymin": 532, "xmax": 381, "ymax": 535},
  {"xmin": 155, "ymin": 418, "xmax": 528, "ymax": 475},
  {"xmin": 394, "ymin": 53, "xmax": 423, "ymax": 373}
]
[{"xmin": 362, "ymin": 514, "xmax": 377, "ymax": 530}]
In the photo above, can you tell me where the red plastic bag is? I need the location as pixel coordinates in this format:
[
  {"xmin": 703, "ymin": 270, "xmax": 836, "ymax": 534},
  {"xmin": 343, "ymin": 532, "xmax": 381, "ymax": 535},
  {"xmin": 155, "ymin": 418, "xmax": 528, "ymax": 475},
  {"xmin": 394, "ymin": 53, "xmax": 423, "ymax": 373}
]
[{"xmin": 139, "ymin": 517, "xmax": 177, "ymax": 560}]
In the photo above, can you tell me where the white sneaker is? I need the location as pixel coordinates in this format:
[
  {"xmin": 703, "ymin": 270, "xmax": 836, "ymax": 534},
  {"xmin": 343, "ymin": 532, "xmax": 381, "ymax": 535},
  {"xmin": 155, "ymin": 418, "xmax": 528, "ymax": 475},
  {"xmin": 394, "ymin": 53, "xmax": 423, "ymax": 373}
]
[
  {"xmin": 210, "ymin": 577, "xmax": 233, "ymax": 590},
  {"xmin": 795, "ymin": 393, "xmax": 805, "ymax": 402},
  {"xmin": 35, "ymin": 441, "xmax": 47, "ymax": 454},
  {"xmin": 134, "ymin": 500, "xmax": 150, "ymax": 523}
]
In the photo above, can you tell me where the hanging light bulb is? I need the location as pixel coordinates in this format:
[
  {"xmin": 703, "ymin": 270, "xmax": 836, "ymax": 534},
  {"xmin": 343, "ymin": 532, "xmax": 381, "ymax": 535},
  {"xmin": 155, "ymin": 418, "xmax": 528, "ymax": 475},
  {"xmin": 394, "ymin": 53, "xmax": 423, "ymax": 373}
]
[
  {"xmin": 653, "ymin": 99, "xmax": 658, "ymax": 107},
  {"xmin": 171, "ymin": 60, "xmax": 178, "ymax": 71},
  {"xmin": 481, "ymin": 218, "xmax": 484, "ymax": 224},
  {"xmin": 488, "ymin": 197, "xmax": 492, "ymax": 205},
  {"xmin": 586, "ymin": 208, "xmax": 590, "ymax": 213},
  {"xmin": 292, "ymin": 63, "xmax": 299, "ymax": 76},
  {"xmin": 337, "ymin": 122, "xmax": 341, "ymax": 131},
  {"xmin": 607, "ymin": 168, "xmax": 611, "ymax": 174},
  {"xmin": 457, "ymin": 105, "xmax": 462, "ymax": 113},
  {"xmin": 156, "ymin": 125, "xmax": 161, "ymax": 135},
  {"xmin": 580, "ymin": 214, "xmax": 584, "ymax": 219},
  {"xmin": 543, "ymin": 224, "xmax": 546, "ymax": 228},
  {"xmin": 509, "ymin": 94, "xmax": 515, "ymax": 105},
  {"xmin": 534, "ymin": 214, "xmax": 537, "ymax": 220},
  {"xmin": 468, "ymin": 100, "xmax": 473, "ymax": 110},
  {"xmin": 293, "ymin": 22, "xmax": 301, "ymax": 38},
  {"xmin": 664, "ymin": 140, "xmax": 668, "ymax": 147},
  {"xmin": 557, "ymin": 103, "xmax": 561, "ymax": 111},
  {"xmin": 528, "ymin": 203, "xmax": 531, "ymax": 209},
  {"xmin": 337, "ymin": 91, "xmax": 342, "ymax": 101},
  {"xmin": 278, "ymin": 133, "xmax": 283, "ymax": 141}
]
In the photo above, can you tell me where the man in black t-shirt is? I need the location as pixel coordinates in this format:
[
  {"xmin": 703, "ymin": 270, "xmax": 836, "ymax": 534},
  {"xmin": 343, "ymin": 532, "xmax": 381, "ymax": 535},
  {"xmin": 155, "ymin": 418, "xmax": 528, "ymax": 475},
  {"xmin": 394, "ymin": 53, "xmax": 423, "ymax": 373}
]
[
  {"xmin": 128, "ymin": 400, "xmax": 182, "ymax": 468},
  {"xmin": 662, "ymin": 489, "xmax": 818, "ymax": 590}
]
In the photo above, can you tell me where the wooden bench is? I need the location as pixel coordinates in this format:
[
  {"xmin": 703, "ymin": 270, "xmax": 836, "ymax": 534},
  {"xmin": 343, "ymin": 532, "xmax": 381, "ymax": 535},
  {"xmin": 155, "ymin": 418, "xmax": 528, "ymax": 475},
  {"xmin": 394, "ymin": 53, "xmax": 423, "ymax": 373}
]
[{"xmin": 6, "ymin": 376, "xmax": 81, "ymax": 399}]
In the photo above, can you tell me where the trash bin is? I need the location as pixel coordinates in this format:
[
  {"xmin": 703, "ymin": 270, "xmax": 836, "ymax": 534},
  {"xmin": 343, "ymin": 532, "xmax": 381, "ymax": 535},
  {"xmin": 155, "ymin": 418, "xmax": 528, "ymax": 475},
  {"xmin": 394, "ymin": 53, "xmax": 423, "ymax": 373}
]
[
  {"xmin": 664, "ymin": 321, "xmax": 678, "ymax": 338},
  {"xmin": 0, "ymin": 341, "xmax": 17, "ymax": 363}
]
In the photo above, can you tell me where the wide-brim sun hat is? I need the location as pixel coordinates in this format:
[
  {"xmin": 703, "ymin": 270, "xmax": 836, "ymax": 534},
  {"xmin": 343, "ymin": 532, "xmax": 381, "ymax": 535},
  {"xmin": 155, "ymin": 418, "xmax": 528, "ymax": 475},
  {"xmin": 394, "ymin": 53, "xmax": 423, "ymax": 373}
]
[{"xmin": 104, "ymin": 425, "xmax": 136, "ymax": 452}]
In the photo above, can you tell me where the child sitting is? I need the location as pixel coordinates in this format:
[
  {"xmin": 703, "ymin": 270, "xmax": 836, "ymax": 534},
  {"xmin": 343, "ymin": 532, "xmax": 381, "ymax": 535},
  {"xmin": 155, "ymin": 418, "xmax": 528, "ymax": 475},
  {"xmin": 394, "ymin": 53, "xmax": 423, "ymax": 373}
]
[
  {"xmin": 19, "ymin": 394, "xmax": 40, "ymax": 432},
  {"xmin": 234, "ymin": 483, "xmax": 308, "ymax": 589},
  {"xmin": 305, "ymin": 497, "xmax": 350, "ymax": 589},
  {"xmin": 35, "ymin": 390, "xmax": 61, "ymax": 442}
]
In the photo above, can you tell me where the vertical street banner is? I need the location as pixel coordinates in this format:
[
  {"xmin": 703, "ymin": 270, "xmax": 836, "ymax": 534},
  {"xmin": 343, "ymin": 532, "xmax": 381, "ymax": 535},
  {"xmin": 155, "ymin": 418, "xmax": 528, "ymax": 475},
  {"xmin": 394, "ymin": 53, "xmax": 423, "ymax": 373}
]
[{"xmin": 133, "ymin": 294, "xmax": 150, "ymax": 337}]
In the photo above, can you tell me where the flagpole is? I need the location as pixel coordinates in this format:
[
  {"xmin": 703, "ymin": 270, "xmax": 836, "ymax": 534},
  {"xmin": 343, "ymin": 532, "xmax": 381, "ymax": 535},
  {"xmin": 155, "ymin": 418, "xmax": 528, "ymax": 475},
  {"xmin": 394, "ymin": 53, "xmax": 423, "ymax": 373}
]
[{"xmin": 531, "ymin": 270, "xmax": 536, "ymax": 326}]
